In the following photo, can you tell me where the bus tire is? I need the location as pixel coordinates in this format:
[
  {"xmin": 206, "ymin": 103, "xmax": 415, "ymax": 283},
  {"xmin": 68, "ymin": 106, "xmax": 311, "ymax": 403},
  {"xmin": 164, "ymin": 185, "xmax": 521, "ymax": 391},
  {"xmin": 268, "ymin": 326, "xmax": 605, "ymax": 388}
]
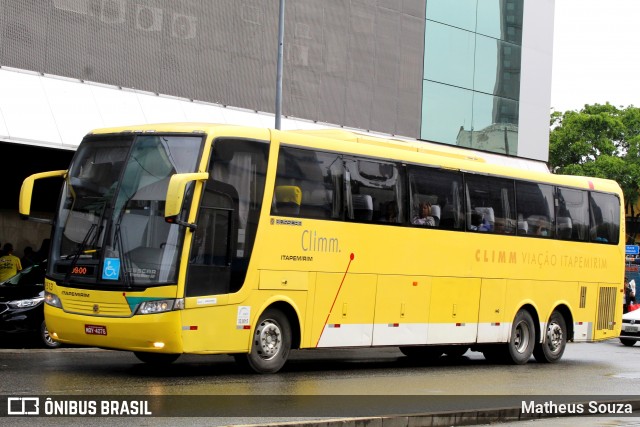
[
  {"xmin": 241, "ymin": 309, "xmax": 291, "ymax": 374},
  {"xmin": 39, "ymin": 321, "xmax": 62, "ymax": 349},
  {"xmin": 620, "ymin": 338, "xmax": 637, "ymax": 347},
  {"xmin": 399, "ymin": 346, "xmax": 443, "ymax": 360},
  {"xmin": 533, "ymin": 310, "xmax": 567, "ymax": 363},
  {"xmin": 506, "ymin": 309, "xmax": 535, "ymax": 365},
  {"xmin": 134, "ymin": 351, "xmax": 180, "ymax": 365}
]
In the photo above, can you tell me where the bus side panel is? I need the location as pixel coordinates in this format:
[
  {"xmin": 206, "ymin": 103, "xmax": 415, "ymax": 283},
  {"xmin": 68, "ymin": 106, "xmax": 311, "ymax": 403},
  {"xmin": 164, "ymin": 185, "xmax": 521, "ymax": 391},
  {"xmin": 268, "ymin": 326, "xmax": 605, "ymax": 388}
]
[
  {"xmin": 477, "ymin": 279, "xmax": 507, "ymax": 343},
  {"xmin": 180, "ymin": 302, "xmax": 249, "ymax": 353},
  {"xmin": 371, "ymin": 275, "xmax": 431, "ymax": 346},
  {"xmin": 313, "ymin": 273, "xmax": 376, "ymax": 347},
  {"xmin": 572, "ymin": 281, "xmax": 594, "ymax": 342},
  {"xmin": 427, "ymin": 277, "xmax": 480, "ymax": 344}
]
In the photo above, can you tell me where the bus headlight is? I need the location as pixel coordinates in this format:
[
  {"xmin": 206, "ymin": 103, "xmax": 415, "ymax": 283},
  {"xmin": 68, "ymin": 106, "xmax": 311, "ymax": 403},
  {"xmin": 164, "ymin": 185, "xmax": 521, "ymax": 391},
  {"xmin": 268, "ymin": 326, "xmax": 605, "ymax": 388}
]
[
  {"xmin": 44, "ymin": 291, "xmax": 63, "ymax": 308},
  {"xmin": 137, "ymin": 298, "xmax": 184, "ymax": 315}
]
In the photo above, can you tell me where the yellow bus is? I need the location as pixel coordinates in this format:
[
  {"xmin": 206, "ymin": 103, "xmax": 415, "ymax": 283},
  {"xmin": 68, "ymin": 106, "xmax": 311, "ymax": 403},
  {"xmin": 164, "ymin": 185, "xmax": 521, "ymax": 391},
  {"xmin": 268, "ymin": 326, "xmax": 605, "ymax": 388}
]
[{"xmin": 19, "ymin": 123, "xmax": 624, "ymax": 373}]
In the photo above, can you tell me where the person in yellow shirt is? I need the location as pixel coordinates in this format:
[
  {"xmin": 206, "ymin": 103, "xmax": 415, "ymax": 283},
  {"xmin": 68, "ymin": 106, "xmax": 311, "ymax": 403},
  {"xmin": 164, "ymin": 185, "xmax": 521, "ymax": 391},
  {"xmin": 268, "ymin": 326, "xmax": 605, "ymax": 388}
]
[{"xmin": 0, "ymin": 243, "xmax": 23, "ymax": 282}]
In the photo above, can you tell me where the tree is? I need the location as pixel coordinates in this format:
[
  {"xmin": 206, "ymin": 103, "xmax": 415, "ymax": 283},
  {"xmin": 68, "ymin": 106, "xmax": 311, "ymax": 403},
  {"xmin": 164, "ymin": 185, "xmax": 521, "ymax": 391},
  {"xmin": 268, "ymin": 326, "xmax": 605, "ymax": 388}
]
[{"xmin": 549, "ymin": 103, "xmax": 640, "ymax": 243}]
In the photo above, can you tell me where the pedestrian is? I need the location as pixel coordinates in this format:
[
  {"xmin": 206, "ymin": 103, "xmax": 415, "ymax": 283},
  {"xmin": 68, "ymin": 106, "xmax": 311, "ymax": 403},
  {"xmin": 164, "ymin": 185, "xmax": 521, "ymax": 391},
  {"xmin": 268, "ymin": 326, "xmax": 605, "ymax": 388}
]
[
  {"xmin": 0, "ymin": 243, "xmax": 23, "ymax": 282},
  {"xmin": 21, "ymin": 246, "xmax": 36, "ymax": 268},
  {"xmin": 624, "ymin": 277, "xmax": 636, "ymax": 314},
  {"xmin": 35, "ymin": 238, "xmax": 50, "ymax": 263}
]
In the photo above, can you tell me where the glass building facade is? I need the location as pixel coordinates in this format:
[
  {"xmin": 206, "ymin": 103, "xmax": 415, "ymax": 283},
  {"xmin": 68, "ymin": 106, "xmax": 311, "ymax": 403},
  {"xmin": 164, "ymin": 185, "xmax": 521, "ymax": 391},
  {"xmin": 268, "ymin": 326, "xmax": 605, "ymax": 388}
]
[
  {"xmin": 421, "ymin": 0, "xmax": 524, "ymax": 155},
  {"xmin": 0, "ymin": 1, "xmax": 552, "ymax": 161}
]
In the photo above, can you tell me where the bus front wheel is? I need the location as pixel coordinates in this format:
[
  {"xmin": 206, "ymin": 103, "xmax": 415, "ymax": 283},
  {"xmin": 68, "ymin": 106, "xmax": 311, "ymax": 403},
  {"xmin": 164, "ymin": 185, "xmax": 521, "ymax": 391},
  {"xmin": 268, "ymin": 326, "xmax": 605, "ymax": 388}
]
[
  {"xmin": 533, "ymin": 310, "xmax": 567, "ymax": 363},
  {"xmin": 237, "ymin": 309, "xmax": 291, "ymax": 374}
]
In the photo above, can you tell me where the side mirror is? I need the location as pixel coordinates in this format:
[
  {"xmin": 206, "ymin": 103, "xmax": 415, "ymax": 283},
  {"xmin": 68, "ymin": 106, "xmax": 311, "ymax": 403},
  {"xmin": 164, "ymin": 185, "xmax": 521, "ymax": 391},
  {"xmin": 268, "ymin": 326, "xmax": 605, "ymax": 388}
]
[
  {"xmin": 20, "ymin": 170, "xmax": 67, "ymax": 223},
  {"xmin": 164, "ymin": 172, "xmax": 209, "ymax": 230}
]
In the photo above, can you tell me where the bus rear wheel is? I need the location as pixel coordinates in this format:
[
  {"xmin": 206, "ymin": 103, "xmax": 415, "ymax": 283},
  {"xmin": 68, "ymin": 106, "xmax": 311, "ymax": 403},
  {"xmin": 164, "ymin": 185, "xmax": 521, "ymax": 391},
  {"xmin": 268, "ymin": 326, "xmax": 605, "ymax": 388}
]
[
  {"xmin": 533, "ymin": 310, "xmax": 567, "ymax": 363},
  {"xmin": 506, "ymin": 309, "xmax": 535, "ymax": 364},
  {"xmin": 134, "ymin": 352, "xmax": 180, "ymax": 365},
  {"xmin": 237, "ymin": 309, "xmax": 291, "ymax": 374}
]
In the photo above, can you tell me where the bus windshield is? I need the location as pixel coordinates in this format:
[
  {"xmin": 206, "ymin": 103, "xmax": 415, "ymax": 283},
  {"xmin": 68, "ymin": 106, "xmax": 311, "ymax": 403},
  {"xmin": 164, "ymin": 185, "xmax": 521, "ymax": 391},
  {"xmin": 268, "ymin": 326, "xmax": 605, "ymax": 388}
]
[{"xmin": 50, "ymin": 133, "xmax": 203, "ymax": 287}]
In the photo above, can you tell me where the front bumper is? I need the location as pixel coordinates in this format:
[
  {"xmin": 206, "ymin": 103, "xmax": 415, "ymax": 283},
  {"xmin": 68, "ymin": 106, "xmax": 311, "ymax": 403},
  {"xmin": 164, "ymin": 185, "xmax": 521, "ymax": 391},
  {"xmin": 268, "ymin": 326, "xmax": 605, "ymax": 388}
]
[{"xmin": 44, "ymin": 304, "xmax": 183, "ymax": 353}]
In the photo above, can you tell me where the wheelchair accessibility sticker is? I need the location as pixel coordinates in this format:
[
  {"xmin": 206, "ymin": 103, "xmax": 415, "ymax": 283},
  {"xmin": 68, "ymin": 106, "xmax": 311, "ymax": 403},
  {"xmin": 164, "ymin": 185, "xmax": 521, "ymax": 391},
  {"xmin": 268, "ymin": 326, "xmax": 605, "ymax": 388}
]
[{"xmin": 102, "ymin": 258, "xmax": 120, "ymax": 280}]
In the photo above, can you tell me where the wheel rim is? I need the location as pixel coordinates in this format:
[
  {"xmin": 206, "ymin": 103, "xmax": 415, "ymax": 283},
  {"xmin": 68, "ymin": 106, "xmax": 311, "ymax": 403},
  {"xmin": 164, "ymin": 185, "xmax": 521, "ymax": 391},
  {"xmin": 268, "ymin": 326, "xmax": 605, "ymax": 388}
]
[
  {"xmin": 513, "ymin": 320, "xmax": 531, "ymax": 354},
  {"xmin": 43, "ymin": 325, "xmax": 56, "ymax": 347},
  {"xmin": 256, "ymin": 319, "xmax": 281, "ymax": 360},
  {"xmin": 545, "ymin": 321, "xmax": 563, "ymax": 353}
]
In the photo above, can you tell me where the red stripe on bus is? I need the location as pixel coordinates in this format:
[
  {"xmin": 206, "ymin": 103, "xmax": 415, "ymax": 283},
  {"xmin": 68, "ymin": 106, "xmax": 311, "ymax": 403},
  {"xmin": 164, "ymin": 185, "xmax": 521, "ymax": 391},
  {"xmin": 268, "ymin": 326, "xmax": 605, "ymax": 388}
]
[{"xmin": 316, "ymin": 253, "xmax": 355, "ymax": 347}]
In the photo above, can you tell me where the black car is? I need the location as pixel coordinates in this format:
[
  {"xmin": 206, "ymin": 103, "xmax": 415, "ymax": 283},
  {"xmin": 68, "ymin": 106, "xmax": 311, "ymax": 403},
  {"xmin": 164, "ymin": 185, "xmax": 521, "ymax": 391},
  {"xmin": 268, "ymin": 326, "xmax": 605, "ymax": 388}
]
[{"xmin": 0, "ymin": 261, "xmax": 60, "ymax": 348}]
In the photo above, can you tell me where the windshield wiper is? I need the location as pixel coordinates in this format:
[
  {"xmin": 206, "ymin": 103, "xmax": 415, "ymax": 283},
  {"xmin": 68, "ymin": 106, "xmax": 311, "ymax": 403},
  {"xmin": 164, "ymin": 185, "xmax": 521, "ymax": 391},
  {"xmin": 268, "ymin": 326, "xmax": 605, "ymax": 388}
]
[
  {"xmin": 113, "ymin": 222, "xmax": 133, "ymax": 288},
  {"xmin": 62, "ymin": 223, "xmax": 98, "ymax": 286}
]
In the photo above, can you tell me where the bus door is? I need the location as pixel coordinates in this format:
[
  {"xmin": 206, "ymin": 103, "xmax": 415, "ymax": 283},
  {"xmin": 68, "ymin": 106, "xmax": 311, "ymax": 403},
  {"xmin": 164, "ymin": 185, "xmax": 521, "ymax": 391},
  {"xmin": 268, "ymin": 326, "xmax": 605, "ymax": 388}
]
[
  {"xmin": 186, "ymin": 180, "xmax": 236, "ymax": 297},
  {"xmin": 181, "ymin": 138, "xmax": 270, "ymax": 352}
]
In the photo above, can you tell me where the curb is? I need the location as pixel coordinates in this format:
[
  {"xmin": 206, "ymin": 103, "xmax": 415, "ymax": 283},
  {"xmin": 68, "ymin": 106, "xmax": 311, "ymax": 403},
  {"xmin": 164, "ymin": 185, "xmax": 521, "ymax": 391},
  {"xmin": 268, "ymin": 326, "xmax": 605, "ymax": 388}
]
[{"xmin": 232, "ymin": 399, "xmax": 640, "ymax": 427}]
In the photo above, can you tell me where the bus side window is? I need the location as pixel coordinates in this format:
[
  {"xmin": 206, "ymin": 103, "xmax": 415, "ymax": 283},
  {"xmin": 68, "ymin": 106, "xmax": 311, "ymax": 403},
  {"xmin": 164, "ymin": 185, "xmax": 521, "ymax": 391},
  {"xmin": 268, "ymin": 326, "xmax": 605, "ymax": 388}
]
[
  {"xmin": 274, "ymin": 185, "xmax": 302, "ymax": 216},
  {"xmin": 516, "ymin": 181, "xmax": 555, "ymax": 238},
  {"xmin": 589, "ymin": 192, "xmax": 620, "ymax": 244},
  {"xmin": 408, "ymin": 167, "xmax": 463, "ymax": 231},
  {"xmin": 556, "ymin": 187, "xmax": 589, "ymax": 241},
  {"xmin": 556, "ymin": 216, "xmax": 572, "ymax": 239},
  {"xmin": 465, "ymin": 174, "xmax": 515, "ymax": 234},
  {"xmin": 352, "ymin": 194, "xmax": 373, "ymax": 221},
  {"xmin": 345, "ymin": 158, "xmax": 402, "ymax": 223},
  {"xmin": 473, "ymin": 207, "xmax": 494, "ymax": 232},
  {"xmin": 273, "ymin": 146, "xmax": 344, "ymax": 220}
]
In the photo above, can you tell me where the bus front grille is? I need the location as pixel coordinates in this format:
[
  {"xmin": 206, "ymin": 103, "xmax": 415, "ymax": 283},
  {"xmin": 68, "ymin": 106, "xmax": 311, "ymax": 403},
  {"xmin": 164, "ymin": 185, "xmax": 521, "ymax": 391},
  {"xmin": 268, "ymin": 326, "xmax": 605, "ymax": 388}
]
[{"xmin": 63, "ymin": 300, "xmax": 132, "ymax": 317}]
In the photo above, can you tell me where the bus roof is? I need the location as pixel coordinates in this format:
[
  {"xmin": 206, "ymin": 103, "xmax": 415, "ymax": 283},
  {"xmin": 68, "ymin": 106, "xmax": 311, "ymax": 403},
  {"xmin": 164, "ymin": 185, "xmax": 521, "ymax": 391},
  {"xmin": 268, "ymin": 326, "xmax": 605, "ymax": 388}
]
[{"xmin": 86, "ymin": 123, "xmax": 622, "ymax": 195}]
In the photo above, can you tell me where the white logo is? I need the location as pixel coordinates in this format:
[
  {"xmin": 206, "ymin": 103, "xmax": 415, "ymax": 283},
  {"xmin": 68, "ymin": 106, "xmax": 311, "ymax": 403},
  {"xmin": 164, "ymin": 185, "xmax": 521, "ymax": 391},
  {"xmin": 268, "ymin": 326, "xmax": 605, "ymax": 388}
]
[{"xmin": 7, "ymin": 397, "xmax": 39, "ymax": 415}]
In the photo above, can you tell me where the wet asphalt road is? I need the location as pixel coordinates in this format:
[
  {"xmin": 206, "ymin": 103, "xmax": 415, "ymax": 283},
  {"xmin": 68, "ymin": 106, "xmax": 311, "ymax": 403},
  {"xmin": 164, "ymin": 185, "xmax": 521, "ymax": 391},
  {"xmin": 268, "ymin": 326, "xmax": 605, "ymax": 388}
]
[{"xmin": 0, "ymin": 337, "xmax": 639, "ymax": 425}]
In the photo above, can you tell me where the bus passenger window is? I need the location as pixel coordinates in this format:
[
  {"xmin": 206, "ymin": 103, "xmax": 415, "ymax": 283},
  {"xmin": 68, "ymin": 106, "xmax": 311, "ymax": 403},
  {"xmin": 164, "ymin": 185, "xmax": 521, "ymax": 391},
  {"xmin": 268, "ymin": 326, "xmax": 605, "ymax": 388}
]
[
  {"xmin": 471, "ymin": 207, "xmax": 494, "ymax": 232},
  {"xmin": 515, "ymin": 181, "xmax": 555, "ymax": 238},
  {"xmin": 345, "ymin": 158, "xmax": 402, "ymax": 223},
  {"xmin": 273, "ymin": 146, "xmax": 344, "ymax": 220},
  {"xmin": 556, "ymin": 216, "xmax": 572, "ymax": 239},
  {"xmin": 527, "ymin": 215, "xmax": 551, "ymax": 236},
  {"xmin": 465, "ymin": 174, "xmax": 515, "ymax": 235},
  {"xmin": 589, "ymin": 192, "xmax": 620, "ymax": 244},
  {"xmin": 557, "ymin": 187, "xmax": 589, "ymax": 241},
  {"xmin": 381, "ymin": 201, "xmax": 399, "ymax": 223},
  {"xmin": 274, "ymin": 186, "xmax": 302, "ymax": 215},
  {"xmin": 352, "ymin": 194, "xmax": 373, "ymax": 221},
  {"xmin": 408, "ymin": 167, "xmax": 463, "ymax": 230}
]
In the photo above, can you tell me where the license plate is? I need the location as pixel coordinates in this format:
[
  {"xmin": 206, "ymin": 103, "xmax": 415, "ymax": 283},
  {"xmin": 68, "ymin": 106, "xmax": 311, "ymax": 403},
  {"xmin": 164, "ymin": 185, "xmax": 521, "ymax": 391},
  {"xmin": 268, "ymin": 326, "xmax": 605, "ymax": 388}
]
[
  {"xmin": 85, "ymin": 324, "xmax": 107, "ymax": 335},
  {"xmin": 624, "ymin": 325, "xmax": 638, "ymax": 333}
]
